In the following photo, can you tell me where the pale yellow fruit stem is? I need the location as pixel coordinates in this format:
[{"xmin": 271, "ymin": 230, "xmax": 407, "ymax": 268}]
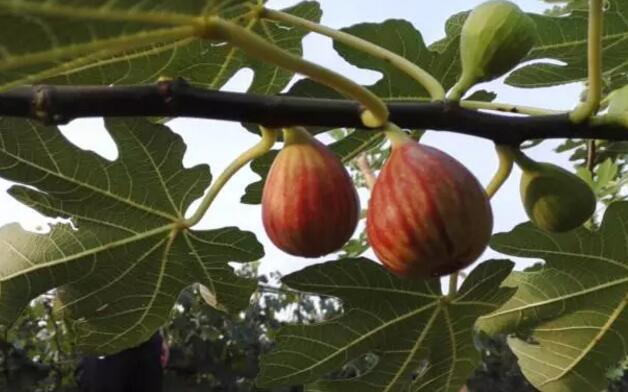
[
  {"xmin": 382, "ymin": 122, "xmax": 411, "ymax": 147},
  {"xmin": 262, "ymin": 8, "xmax": 446, "ymax": 101},
  {"xmin": 485, "ymin": 145, "xmax": 516, "ymax": 199},
  {"xmin": 184, "ymin": 127, "xmax": 278, "ymax": 228}
]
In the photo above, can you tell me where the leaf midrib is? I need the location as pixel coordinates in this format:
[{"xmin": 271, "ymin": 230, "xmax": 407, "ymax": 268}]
[
  {"xmin": 54, "ymin": 237, "xmax": 168, "ymax": 313},
  {"xmin": 95, "ymin": 227, "xmax": 176, "ymax": 351},
  {"xmin": 382, "ymin": 306, "xmax": 440, "ymax": 392},
  {"xmin": 538, "ymin": 292, "xmax": 628, "ymax": 386},
  {"xmin": 265, "ymin": 301, "xmax": 439, "ymax": 384},
  {"xmin": 0, "ymin": 136, "xmax": 178, "ymax": 222},
  {"xmin": 481, "ymin": 276, "xmax": 628, "ymax": 320},
  {"xmin": 0, "ymin": 224, "xmax": 174, "ymax": 282}
]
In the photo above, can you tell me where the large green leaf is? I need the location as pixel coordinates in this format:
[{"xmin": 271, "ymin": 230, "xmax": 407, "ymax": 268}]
[
  {"xmin": 477, "ymin": 202, "xmax": 628, "ymax": 392},
  {"xmin": 0, "ymin": 117, "xmax": 263, "ymax": 354},
  {"xmin": 0, "ymin": 0, "xmax": 320, "ymax": 94},
  {"xmin": 241, "ymin": 131, "xmax": 383, "ymax": 204},
  {"xmin": 508, "ymin": 0, "xmax": 628, "ymax": 89},
  {"xmin": 257, "ymin": 258, "xmax": 515, "ymax": 392}
]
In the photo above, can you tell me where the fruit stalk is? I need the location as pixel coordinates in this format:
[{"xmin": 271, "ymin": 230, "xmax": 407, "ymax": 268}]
[
  {"xmin": 185, "ymin": 126, "xmax": 278, "ymax": 227},
  {"xmin": 485, "ymin": 145, "xmax": 515, "ymax": 199}
]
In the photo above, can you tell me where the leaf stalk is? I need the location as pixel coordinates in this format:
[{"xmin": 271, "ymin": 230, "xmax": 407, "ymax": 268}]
[
  {"xmin": 261, "ymin": 8, "xmax": 446, "ymax": 101},
  {"xmin": 570, "ymin": 0, "xmax": 604, "ymax": 123},
  {"xmin": 195, "ymin": 17, "xmax": 389, "ymax": 128}
]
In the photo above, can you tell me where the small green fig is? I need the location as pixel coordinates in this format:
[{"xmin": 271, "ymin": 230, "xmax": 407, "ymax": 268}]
[
  {"xmin": 367, "ymin": 132, "xmax": 493, "ymax": 279},
  {"xmin": 450, "ymin": 0, "xmax": 537, "ymax": 100},
  {"xmin": 262, "ymin": 127, "xmax": 359, "ymax": 258},
  {"xmin": 517, "ymin": 153, "xmax": 596, "ymax": 232}
]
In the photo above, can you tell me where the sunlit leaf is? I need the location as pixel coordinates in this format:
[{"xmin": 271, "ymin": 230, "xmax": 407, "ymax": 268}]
[
  {"xmin": 509, "ymin": 0, "xmax": 628, "ymax": 89},
  {"xmin": 478, "ymin": 202, "xmax": 628, "ymax": 392},
  {"xmin": 0, "ymin": 0, "xmax": 320, "ymax": 94},
  {"xmin": 0, "ymin": 117, "xmax": 263, "ymax": 354}
]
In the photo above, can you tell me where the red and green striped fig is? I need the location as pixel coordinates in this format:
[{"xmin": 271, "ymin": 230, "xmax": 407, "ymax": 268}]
[
  {"xmin": 367, "ymin": 132, "xmax": 493, "ymax": 279},
  {"xmin": 262, "ymin": 127, "xmax": 360, "ymax": 258}
]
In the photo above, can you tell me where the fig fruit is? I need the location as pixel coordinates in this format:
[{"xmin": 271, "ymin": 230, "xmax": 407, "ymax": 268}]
[
  {"xmin": 450, "ymin": 0, "xmax": 537, "ymax": 100},
  {"xmin": 262, "ymin": 127, "xmax": 360, "ymax": 257},
  {"xmin": 516, "ymin": 152, "xmax": 596, "ymax": 232},
  {"xmin": 367, "ymin": 132, "xmax": 493, "ymax": 279}
]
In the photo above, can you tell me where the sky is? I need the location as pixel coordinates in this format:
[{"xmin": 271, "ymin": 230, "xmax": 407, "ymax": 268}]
[{"xmin": 0, "ymin": 1, "xmax": 586, "ymax": 283}]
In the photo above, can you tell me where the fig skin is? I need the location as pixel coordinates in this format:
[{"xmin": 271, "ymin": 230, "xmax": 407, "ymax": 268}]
[
  {"xmin": 367, "ymin": 135, "xmax": 493, "ymax": 279},
  {"xmin": 451, "ymin": 0, "xmax": 537, "ymax": 99},
  {"xmin": 262, "ymin": 127, "xmax": 360, "ymax": 258},
  {"xmin": 519, "ymin": 160, "xmax": 596, "ymax": 233}
]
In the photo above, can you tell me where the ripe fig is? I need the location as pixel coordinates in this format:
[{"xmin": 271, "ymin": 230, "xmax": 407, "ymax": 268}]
[
  {"xmin": 450, "ymin": 0, "xmax": 537, "ymax": 100},
  {"xmin": 516, "ymin": 152, "xmax": 596, "ymax": 232},
  {"xmin": 367, "ymin": 132, "xmax": 493, "ymax": 279},
  {"xmin": 262, "ymin": 127, "xmax": 360, "ymax": 258}
]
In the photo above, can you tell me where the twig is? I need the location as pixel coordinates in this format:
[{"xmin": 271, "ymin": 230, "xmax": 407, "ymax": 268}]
[
  {"xmin": 355, "ymin": 153, "xmax": 377, "ymax": 190},
  {"xmin": 2, "ymin": 81, "xmax": 628, "ymax": 144},
  {"xmin": 586, "ymin": 140, "xmax": 597, "ymax": 172}
]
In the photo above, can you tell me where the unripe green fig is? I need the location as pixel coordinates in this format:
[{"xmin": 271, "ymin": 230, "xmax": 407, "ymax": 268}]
[
  {"xmin": 450, "ymin": 0, "xmax": 537, "ymax": 100},
  {"xmin": 367, "ymin": 132, "xmax": 493, "ymax": 279},
  {"xmin": 262, "ymin": 127, "xmax": 359, "ymax": 258},
  {"xmin": 516, "ymin": 151, "xmax": 596, "ymax": 232}
]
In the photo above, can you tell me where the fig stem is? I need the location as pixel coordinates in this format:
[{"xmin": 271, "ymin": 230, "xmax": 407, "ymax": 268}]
[
  {"xmin": 261, "ymin": 8, "xmax": 446, "ymax": 101},
  {"xmin": 184, "ymin": 126, "xmax": 278, "ymax": 227},
  {"xmin": 509, "ymin": 147, "xmax": 539, "ymax": 173},
  {"xmin": 383, "ymin": 122, "xmax": 411, "ymax": 147},
  {"xmin": 570, "ymin": 0, "xmax": 604, "ymax": 123},
  {"xmin": 194, "ymin": 16, "xmax": 388, "ymax": 128},
  {"xmin": 447, "ymin": 78, "xmax": 472, "ymax": 103},
  {"xmin": 282, "ymin": 126, "xmax": 315, "ymax": 145},
  {"xmin": 485, "ymin": 145, "xmax": 515, "ymax": 199}
]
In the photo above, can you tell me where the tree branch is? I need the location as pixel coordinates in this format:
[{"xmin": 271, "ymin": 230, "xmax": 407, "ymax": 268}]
[{"xmin": 1, "ymin": 79, "xmax": 627, "ymax": 145}]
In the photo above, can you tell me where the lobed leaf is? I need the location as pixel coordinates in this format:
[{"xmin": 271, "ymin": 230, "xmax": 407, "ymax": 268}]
[
  {"xmin": 0, "ymin": 117, "xmax": 263, "ymax": 354},
  {"xmin": 478, "ymin": 201, "xmax": 628, "ymax": 392},
  {"xmin": 258, "ymin": 258, "xmax": 515, "ymax": 392},
  {"xmin": 0, "ymin": 0, "xmax": 320, "ymax": 94},
  {"xmin": 509, "ymin": 0, "xmax": 628, "ymax": 89}
]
